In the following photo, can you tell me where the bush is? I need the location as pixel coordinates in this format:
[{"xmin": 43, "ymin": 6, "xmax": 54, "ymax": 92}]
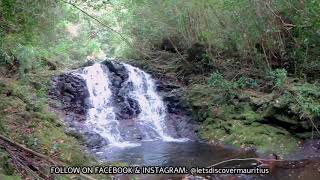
[
  {"xmin": 208, "ymin": 72, "xmax": 258, "ymax": 91},
  {"xmin": 208, "ymin": 72, "xmax": 232, "ymax": 90},
  {"xmin": 291, "ymin": 82, "xmax": 320, "ymax": 120},
  {"xmin": 268, "ymin": 69, "xmax": 287, "ymax": 88}
]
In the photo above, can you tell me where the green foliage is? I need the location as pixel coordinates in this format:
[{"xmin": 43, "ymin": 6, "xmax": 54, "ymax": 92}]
[
  {"xmin": 281, "ymin": 0, "xmax": 320, "ymax": 76},
  {"xmin": 0, "ymin": 0, "xmax": 319, "ymax": 173},
  {"xmin": 208, "ymin": 72, "xmax": 258, "ymax": 91},
  {"xmin": 291, "ymin": 82, "xmax": 320, "ymax": 120},
  {"xmin": 112, "ymin": 0, "xmax": 319, "ymax": 78},
  {"xmin": 0, "ymin": 0, "xmax": 113, "ymax": 77},
  {"xmin": 208, "ymin": 72, "xmax": 232, "ymax": 90},
  {"xmin": 268, "ymin": 69, "xmax": 287, "ymax": 88},
  {"xmin": 0, "ymin": 79, "xmax": 97, "ymax": 174}
]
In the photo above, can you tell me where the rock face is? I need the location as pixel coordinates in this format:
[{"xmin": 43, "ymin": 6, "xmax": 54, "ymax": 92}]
[
  {"xmin": 102, "ymin": 60, "xmax": 141, "ymax": 120},
  {"xmin": 49, "ymin": 71, "xmax": 110, "ymax": 148},
  {"xmin": 83, "ymin": 131, "xmax": 109, "ymax": 148},
  {"xmin": 49, "ymin": 72, "xmax": 90, "ymax": 121},
  {"xmin": 155, "ymin": 81, "xmax": 198, "ymax": 139}
]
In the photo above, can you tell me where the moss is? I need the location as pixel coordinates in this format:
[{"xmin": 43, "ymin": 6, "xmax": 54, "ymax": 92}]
[
  {"xmin": 289, "ymin": 82, "xmax": 320, "ymax": 120},
  {"xmin": 31, "ymin": 112, "xmax": 59, "ymax": 124},
  {"xmin": 200, "ymin": 119, "xmax": 299, "ymax": 156},
  {"xmin": 0, "ymin": 82, "xmax": 6, "ymax": 94},
  {"xmin": 239, "ymin": 106, "xmax": 262, "ymax": 122},
  {"xmin": 187, "ymin": 81, "xmax": 314, "ymax": 155},
  {"xmin": 186, "ymin": 84, "xmax": 228, "ymax": 121}
]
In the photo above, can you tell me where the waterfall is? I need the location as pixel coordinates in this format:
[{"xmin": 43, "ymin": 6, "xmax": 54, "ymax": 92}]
[
  {"xmin": 77, "ymin": 64, "xmax": 137, "ymax": 147},
  {"xmin": 76, "ymin": 62, "xmax": 186, "ymax": 147},
  {"xmin": 123, "ymin": 64, "xmax": 177, "ymax": 141}
]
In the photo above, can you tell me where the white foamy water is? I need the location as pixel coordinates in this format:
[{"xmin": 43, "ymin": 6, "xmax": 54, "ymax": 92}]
[
  {"xmin": 78, "ymin": 64, "xmax": 139, "ymax": 147},
  {"xmin": 123, "ymin": 64, "xmax": 187, "ymax": 142},
  {"xmin": 76, "ymin": 63, "xmax": 187, "ymax": 148}
]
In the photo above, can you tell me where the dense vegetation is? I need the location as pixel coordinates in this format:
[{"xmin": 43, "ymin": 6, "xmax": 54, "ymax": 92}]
[
  {"xmin": 114, "ymin": 0, "xmax": 320, "ymax": 154},
  {"xmin": 0, "ymin": 0, "xmax": 115, "ymax": 179},
  {"xmin": 0, "ymin": 0, "xmax": 319, "ymax": 178}
]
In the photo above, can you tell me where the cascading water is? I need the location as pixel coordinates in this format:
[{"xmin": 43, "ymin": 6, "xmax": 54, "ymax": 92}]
[
  {"xmin": 78, "ymin": 64, "xmax": 121, "ymax": 144},
  {"xmin": 78, "ymin": 64, "xmax": 138, "ymax": 147},
  {"xmin": 123, "ymin": 64, "xmax": 178, "ymax": 141},
  {"xmin": 76, "ymin": 62, "xmax": 186, "ymax": 147}
]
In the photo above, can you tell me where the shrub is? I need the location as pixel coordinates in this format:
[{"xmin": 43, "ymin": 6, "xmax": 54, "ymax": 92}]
[
  {"xmin": 268, "ymin": 69, "xmax": 288, "ymax": 88},
  {"xmin": 208, "ymin": 72, "xmax": 232, "ymax": 90}
]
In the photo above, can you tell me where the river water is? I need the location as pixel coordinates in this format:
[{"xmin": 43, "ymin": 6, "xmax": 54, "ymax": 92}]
[{"xmin": 92, "ymin": 141, "xmax": 243, "ymax": 167}]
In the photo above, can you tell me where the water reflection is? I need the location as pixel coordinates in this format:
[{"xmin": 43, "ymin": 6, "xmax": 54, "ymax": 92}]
[{"xmin": 93, "ymin": 141, "xmax": 245, "ymax": 167}]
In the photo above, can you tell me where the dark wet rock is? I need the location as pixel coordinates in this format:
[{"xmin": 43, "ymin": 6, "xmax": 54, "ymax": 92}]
[
  {"xmin": 156, "ymin": 82, "xmax": 181, "ymax": 92},
  {"xmin": 156, "ymin": 81, "xmax": 187, "ymax": 112},
  {"xmin": 83, "ymin": 131, "xmax": 109, "ymax": 148},
  {"xmin": 116, "ymin": 97, "xmax": 141, "ymax": 119},
  {"xmin": 49, "ymin": 73, "xmax": 89, "ymax": 121},
  {"xmin": 112, "ymin": 75, "xmax": 122, "ymax": 88},
  {"xmin": 166, "ymin": 114, "xmax": 198, "ymax": 140},
  {"xmin": 101, "ymin": 60, "xmax": 129, "ymax": 83},
  {"xmin": 288, "ymin": 139, "xmax": 320, "ymax": 159},
  {"xmin": 162, "ymin": 88, "xmax": 190, "ymax": 114},
  {"xmin": 103, "ymin": 60, "xmax": 198, "ymax": 139},
  {"xmin": 65, "ymin": 127, "xmax": 109, "ymax": 148},
  {"xmin": 155, "ymin": 79, "xmax": 199, "ymax": 140},
  {"xmin": 117, "ymin": 120, "xmax": 152, "ymax": 141},
  {"xmin": 102, "ymin": 60, "xmax": 142, "ymax": 120}
]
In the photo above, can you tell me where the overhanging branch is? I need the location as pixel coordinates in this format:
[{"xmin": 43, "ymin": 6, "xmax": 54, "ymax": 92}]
[{"xmin": 58, "ymin": 0, "xmax": 151, "ymax": 59}]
